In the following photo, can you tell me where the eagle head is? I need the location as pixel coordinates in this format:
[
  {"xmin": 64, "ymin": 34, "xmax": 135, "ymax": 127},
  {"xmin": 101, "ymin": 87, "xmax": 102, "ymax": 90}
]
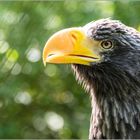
[{"xmin": 43, "ymin": 19, "xmax": 140, "ymax": 139}]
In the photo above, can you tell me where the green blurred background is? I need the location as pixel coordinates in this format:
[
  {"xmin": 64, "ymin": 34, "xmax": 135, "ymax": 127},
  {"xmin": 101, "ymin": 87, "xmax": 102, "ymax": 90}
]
[{"xmin": 0, "ymin": 1, "xmax": 140, "ymax": 139}]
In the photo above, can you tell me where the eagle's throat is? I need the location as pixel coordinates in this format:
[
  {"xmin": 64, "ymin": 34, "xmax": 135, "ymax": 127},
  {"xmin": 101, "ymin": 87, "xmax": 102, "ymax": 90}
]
[{"xmin": 72, "ymin": 64, "xmax": 140, "ymax": 139}]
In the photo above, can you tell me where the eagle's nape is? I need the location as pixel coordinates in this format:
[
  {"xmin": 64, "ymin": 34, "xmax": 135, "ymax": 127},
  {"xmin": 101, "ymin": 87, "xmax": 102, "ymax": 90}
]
[{"xmin": 43, "ymin": 19, "xmax": 140, "ymax": 139}]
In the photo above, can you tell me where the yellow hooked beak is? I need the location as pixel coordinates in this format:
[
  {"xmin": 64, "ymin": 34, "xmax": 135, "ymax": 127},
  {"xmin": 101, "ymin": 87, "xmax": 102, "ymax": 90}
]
[{"xmin": 43, "ymin": 27, "xmax": 100, "ymax": 66}]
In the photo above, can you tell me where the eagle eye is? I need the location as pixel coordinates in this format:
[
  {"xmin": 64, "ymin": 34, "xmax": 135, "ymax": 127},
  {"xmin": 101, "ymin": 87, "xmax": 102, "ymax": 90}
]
[{"xmin": 101, "ymin": 40, "xmax": 113, "ymax": 49}]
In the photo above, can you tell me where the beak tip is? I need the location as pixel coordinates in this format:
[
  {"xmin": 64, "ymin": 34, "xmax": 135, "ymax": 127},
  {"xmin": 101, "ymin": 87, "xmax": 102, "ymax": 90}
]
[
  {"xmin": 44, "ymin": 62, "xmax": 46, "ymax": 66},
  {"xmin": 43, "ymin": 56, "xmax": 47, "ymax": 66},
  {"xmin": 43, "ymin": 59, "xmax": 47, "ymax": 66},
  {"xmin": 43, "ymin": 47, "xmax": 47, "ymax": 66}
]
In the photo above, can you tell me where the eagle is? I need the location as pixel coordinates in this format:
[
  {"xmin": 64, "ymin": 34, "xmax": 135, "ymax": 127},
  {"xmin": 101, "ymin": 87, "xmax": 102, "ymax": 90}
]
[{"xmin": 43, "ymin": 19, "xmax": 140, "ymax": 139}]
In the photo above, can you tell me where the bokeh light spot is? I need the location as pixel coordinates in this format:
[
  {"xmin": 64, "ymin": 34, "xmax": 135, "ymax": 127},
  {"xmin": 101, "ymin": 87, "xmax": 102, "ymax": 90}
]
[
  {"xmin": 0, "ymin": 41, "xmax": 9, "ymax": 54},
  {"xmin": 1, "ymin": 60, "xmax": 15, "ymax": 73},
  {"xmin": 6, "ymin": 49, "xmax": 19, "ymax": 62},
  {"xmin": 45, "ymin": 15, "xmax": 62, "ymax": 30},
  {"xmin": 26, "ymin": 47, "xmax": 41, "ymax": 62},
  {"xmin": 44, "ymin": 64, "xmax": 57, "ymax": 77},
  {"xmin": 33, "ymin": 116, "xmax": 47, "ymax": 132},
  {"xmin": 11, "ymin": 63, "xmax": 21, "ymax": 75},
  {"xmin": 44, "ymin": 112, "xmax": 64, "ymax": 131},
  {"xmin": 2, "ymin": 11, "xmax": 17, "ymax": 25},
  {"xmin": 15, "ymin": 91, "xmax": 32, "ymax": 105}
]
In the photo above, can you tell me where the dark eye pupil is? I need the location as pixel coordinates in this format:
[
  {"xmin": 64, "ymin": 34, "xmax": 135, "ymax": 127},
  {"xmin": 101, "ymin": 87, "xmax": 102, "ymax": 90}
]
[
  {"xmin": 104, "ymin": 42, "xmax": 109, "ymax": 46},
  {"xmin": 101, "ymin": 41, "xmax": 112, "ymax": 49}
]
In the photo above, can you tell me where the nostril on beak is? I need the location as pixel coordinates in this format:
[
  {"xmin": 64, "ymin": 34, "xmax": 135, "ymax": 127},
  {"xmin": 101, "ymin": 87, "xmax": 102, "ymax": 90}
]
[
  {"xmin": 48, "ymin": 54, "xmax": 54, "ymax": 57},
  {"xmin": 71, "ymin": 34, "xmax": 77, "ymax": 41},
  {"xmin": 71, "ymin": 33, "xmax": 78, "ymax": 45}
]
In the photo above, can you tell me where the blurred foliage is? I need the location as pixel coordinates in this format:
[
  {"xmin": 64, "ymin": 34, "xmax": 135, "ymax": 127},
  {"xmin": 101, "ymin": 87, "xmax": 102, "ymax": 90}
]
[{"xmin": 0, "ymin": 0, "xmax": 140, "ymax": 139}]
